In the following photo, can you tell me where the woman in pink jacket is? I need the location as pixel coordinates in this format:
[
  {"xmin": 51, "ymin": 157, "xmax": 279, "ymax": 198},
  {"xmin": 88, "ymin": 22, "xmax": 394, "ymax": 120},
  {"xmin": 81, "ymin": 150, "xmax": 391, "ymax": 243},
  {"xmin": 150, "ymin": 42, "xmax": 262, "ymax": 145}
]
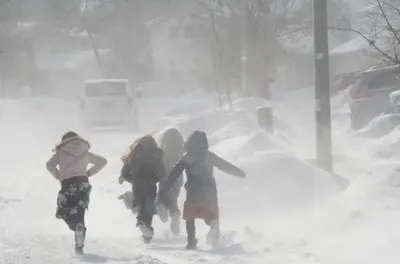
[{"xmin": 46, "ymin": 131, "xmax": 107, "ymax": 254}]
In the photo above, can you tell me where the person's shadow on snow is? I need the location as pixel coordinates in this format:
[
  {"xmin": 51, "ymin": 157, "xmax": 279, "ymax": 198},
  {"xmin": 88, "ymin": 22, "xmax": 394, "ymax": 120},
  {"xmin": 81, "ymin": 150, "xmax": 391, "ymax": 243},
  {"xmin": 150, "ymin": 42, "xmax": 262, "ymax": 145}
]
[
  {"xmin": 147, "ymin": 243, "xmax": 250, "ymax": 256},
  {"xmin": 78, "ymin": 253, "xmax": 132, "ymax": 263}
]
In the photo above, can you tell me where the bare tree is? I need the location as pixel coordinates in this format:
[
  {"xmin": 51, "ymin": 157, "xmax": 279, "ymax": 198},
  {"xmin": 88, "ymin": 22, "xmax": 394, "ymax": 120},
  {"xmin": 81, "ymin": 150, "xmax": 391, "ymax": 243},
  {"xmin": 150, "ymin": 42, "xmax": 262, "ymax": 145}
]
[
  {"xmin": 80, "ymin": 0, "xmax": 108, "ymax": 76},
  {"xmin": 80, "ymin": 0, "xmax": 166, "ymax": 84},
  {"xmin": 196, "ymin": 0, "xmax": 298, "ymax": 107},
  {"xmin": 196, "ymin": 0, "xmax": 239, "ymax": 107},
  {"xmin": 337, "ymin": 0, "xmax": 400, "ymax": 64}
]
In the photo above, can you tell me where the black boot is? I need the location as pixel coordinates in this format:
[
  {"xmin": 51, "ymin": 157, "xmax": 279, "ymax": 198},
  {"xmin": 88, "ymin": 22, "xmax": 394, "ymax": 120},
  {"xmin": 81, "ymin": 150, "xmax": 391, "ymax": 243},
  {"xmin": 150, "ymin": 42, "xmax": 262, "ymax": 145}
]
[
  {"xmin": 143, "ymin": 236, "xmax": 152, "ymax": 244},
  {"xmin": 75, "ymin": 247, "xmax": 84, "ymax": 255},
  {"xmin": 186, "ymin": 220, "xmax": 197, "ymax": 249},
  {"xmin": 186, "ymin": 237, "xmax": 197, "ymax": 250},
  {"xmin": 137, "ymin": 221, "xmax": 154, "ymax": 244}
]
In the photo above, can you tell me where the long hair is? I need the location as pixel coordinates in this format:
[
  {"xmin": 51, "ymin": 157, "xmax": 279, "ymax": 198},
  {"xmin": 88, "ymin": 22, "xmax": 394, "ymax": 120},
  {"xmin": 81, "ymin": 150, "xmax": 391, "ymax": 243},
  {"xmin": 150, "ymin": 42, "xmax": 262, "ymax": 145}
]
[
  {"xmin": 161, "ymin": 128, "xmax": 184, "ymax": 152},
  {"xmin": 125, "ymin": 135, "xmax": 159, "ymax": 163},
  {"xmin": 121, "ymin": 139, "xmax": 139, "ymax": 162}
]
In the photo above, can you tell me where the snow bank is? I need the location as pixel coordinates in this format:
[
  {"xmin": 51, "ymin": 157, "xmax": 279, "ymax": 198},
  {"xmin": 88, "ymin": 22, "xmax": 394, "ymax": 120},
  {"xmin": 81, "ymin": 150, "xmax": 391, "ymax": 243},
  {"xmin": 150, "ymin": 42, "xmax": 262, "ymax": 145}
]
[
  {"xmin": 4, "ymin": 85, "xmax": 400, "ymax": 263},
  {"xmin": 149, "ymin": 94, "xmax": 344, "ymax": 217},
  {"xmin": 273, "ymin": 86, "xmax": 400, "ymax": 263},
  {"xmin": 354, "ymin": 115, "xmax": 397, "ymax": 138},
  {"xmin": 0, "ymin": 93, "xmax": 343, "ymax": 217}
]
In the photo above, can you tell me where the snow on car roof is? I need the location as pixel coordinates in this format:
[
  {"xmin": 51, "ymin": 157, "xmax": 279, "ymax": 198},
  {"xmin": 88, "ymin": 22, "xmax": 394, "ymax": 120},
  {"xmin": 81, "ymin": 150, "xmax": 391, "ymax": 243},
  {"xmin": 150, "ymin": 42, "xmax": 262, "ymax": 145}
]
[
  {"xmin": 84, "ymin": 79, "xmax": 129, "ymax": 84},
  {"xmin": 354, "ymin": 64, "xmax": 400, "ymax": 77}
]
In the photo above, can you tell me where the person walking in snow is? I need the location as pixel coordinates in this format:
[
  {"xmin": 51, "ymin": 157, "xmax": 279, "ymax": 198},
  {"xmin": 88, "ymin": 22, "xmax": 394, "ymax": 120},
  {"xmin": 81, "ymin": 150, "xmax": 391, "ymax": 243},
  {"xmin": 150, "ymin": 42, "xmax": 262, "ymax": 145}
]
[
  {"xmin": 118, "ymin": 135, "xmax": 165, "ymax": 243},
  {"xmin": 46, "ymin": 131, "xmax": 107, "ymax": 254},
  {"xmin": 157, "ymin": 130, "xmax": 246, "ymax": 250},
  {"xmin": 157, "ymin": 128, "xmax": 185, "ymax": 236}
]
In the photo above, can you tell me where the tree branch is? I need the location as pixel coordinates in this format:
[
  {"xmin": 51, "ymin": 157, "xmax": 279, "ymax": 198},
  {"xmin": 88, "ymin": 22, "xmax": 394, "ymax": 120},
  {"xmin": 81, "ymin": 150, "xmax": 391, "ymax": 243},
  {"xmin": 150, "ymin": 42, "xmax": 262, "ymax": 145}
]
[
  {"xmin": 335, "ymin": 25, "xmax": 400, "ymax": 64},
  {"xmin": 375, "ymin": 0, "xmax": 400, "ymax": 47}
]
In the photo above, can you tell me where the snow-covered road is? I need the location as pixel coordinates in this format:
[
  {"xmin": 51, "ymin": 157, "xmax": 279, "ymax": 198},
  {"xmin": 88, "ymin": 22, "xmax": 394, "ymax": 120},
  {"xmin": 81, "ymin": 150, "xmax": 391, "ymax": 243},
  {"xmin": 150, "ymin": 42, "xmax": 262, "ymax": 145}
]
[{"xmin": 1, "ymin": 89, "xmax": 400, "ymax": 263}]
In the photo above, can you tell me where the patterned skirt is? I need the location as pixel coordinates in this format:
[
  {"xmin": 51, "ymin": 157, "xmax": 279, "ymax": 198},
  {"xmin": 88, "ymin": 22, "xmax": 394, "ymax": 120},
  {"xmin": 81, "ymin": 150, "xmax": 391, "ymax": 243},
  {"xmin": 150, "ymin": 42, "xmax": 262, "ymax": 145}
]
[{"xmin": 56, "ymin": 176, "xmax": 92, "ymax": 229}]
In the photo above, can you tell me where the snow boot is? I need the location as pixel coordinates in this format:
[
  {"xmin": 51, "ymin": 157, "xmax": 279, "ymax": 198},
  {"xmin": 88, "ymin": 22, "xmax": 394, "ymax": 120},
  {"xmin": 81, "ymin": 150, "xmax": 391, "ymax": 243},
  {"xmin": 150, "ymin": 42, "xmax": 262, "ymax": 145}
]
[
  {"xmin": 170, "ymin": 212, "xmax": 181, "ymax": 236},
  {"xmin": 119, "ymin": 191, "xmax": 138, "ymax": 213},
  {"xmin": 206, "ymin": 220, "xmax": 220, "ymax": 246},
  {"xmin": 75, "ymin": 223, "xmax": 86, "ymax": 251},
  {"xmin": 143, "ymin": 236, "xmax": 152, "ymax": 244},
  {"xmin": 137, "ymin": 222, "xmax": 154, "ymax": 243},
  {"xmin": 55, "ymin": 210, "xmax": 62, "ymax": 219},
  {"xmin": 155, "ymin": 203, "xmax": 168, "ymax": 223},
  {"xmin": 186, "ymin": 238, "xmax": 198, "ymax": 250},
  {"xmin": 75, "ymin": 247, "xmax": 84, "ymax": 255}
]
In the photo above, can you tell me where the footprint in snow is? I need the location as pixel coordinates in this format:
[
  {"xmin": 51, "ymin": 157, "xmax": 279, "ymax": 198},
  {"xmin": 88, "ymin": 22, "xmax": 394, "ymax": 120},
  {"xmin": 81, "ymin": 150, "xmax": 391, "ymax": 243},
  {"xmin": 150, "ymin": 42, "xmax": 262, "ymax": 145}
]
[
  {"xmin": 0, "ymin": 197, "xmax": 21, "ymax": 210},
  {"xmin": 262, "ymin": 247, "xmax": 273, "ymax": 253},
  {"xmin": 303, "ymin": 252, "xmax": 318, "ymax": 259},
  {"xmin": 243, "ymin": 226, "xmax": 265, "ymax": 241}
]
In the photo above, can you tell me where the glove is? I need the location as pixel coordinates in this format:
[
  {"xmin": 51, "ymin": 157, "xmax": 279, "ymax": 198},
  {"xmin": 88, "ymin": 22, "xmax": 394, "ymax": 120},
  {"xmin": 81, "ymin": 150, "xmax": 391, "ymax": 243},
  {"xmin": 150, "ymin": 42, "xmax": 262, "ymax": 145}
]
[
  {"xmin": 118, "ymin": 176, "xmax": 124, "ymax": 184},
  {"xmin": 121, "ymin": 154, "xmax": 129, "ymax": 163},
  {"xmin": 238, "ymin": 170, "xmax": 246, "ymax": 178}
]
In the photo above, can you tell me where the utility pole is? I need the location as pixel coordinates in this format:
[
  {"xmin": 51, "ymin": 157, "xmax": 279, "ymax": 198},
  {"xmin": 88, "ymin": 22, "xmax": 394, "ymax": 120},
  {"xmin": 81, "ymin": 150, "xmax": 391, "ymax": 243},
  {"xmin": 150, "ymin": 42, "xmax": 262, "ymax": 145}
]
[
  {"xmin": 313, "ymin": 0, "xmax": 333, "ymax": 173},
  {"xmin": 241, "ymin": 0, "xmax": 247, "ymax": 96}
]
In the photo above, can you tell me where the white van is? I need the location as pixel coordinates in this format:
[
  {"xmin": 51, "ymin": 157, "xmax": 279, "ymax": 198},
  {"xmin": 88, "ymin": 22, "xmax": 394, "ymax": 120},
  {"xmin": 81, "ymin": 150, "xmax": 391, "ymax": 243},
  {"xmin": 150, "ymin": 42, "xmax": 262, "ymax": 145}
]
[{"xmin": 78, "ymin": 79, "xmax": 136, "ymax": 128}]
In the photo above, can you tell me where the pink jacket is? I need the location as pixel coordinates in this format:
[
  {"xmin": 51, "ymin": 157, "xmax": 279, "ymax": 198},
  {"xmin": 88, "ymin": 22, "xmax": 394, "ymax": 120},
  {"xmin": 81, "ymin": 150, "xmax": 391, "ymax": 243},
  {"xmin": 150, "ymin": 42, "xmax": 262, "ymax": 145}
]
[{"xmin": 46, "ymin": 136, "xmax": 107, "ymax": 181}]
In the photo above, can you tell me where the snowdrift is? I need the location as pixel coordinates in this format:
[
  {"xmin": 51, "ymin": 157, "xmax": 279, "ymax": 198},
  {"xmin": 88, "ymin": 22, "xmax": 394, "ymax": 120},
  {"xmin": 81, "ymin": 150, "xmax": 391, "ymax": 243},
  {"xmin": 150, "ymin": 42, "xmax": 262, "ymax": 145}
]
[
  {"xmin": 2, "ymin": 87, "xmax": 400, "ymax": 263},
  {"xmin": 0, "ymin": 93, "xmax": 345, "ymax": 217},
  {"xmin": 151, "ymin": 94, "xmax": 344, "ymax": 217},
  {"xmin": 354, "ymin": 114, "xmax": 400, "ymax": 138}
]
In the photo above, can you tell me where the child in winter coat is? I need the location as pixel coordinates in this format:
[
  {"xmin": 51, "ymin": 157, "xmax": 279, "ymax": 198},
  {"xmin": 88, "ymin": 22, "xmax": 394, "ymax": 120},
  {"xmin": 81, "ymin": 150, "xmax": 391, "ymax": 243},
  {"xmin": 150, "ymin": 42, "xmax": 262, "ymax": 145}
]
[
  {"xmin": 119, "ymin": 135, "xmax": 165, "ymax": 243},
  {"xmin": 46, "ymin": 131, "xmax": 107, "ymax": 254},
  {"xmin": 158, "ymin": 128, "xmax": 185, "ymax": 235},
  {"xmin": 158, "ymin": 130, "xmax": 246, "ymax": 249}
]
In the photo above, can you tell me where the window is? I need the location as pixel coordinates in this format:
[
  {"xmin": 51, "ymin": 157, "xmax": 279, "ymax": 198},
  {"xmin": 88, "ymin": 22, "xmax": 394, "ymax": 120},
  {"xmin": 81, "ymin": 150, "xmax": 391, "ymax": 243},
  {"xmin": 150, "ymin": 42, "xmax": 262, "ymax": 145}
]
[
  {"xmin": 199, "ymin": 24, "xmax": 208, "ymax": 38},
  {"xmin": 184, "ymin": 24, "xmax": 201, "ymax": 39},
  {"xmin": 185, "ymin": 25, "xmax": 192, "ymax": 39},
  {"xmin": 170, "ymin": 58, "xmax": 175, "ymax": 67},
  {"xmin": 367, "ymin": 71, "xmax": 400, "ymax": 90},
  {"xmin": 85, "ymin": 82, "xmax": 127, "ymax": 97},
  {"xmin": 170, "ymin": 26, "xmax": 179, "ymax": 39},
  {"xmin": 170, "ymin": 70, "xmax": 182, "ymax": 82}
]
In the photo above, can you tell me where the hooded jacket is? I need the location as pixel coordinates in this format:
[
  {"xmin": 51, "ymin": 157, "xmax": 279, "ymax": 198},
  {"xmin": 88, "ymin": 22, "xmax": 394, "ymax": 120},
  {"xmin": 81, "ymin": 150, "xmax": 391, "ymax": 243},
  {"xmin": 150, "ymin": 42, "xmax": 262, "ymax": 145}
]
[
  {"xmin": 46, "ymin": 136, "xmax": 107, "ymax": 181},
  {"xmin": 160, "ymin": 131, "xmax": 245, "ymax": 205}
]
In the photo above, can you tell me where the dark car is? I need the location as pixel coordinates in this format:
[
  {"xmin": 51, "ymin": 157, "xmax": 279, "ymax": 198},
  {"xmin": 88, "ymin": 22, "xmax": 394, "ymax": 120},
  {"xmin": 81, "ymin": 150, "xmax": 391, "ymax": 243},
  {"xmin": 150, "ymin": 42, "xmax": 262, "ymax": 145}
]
[{"xmin": 348, "ymin": 65, "xmax": 400, "ymax": 129}]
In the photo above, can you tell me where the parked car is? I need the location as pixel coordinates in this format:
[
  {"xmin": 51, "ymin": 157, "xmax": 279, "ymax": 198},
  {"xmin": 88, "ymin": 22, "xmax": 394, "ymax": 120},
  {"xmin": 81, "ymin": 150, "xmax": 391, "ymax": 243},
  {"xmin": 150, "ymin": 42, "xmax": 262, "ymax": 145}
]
[
  {"xmin": 78, "ymin": 79, "xmax": 136, "ymax": 129},
  {"xmin": 331, "ymin": 72, "xmax": 358, "ymax": 96},
  {"xmin": 348, "ymin": 65, "xmax": 400, "ymax": 129},
  {"xmin": 390, "ymin": 89, "xmax": 400, "ymax": 113}
]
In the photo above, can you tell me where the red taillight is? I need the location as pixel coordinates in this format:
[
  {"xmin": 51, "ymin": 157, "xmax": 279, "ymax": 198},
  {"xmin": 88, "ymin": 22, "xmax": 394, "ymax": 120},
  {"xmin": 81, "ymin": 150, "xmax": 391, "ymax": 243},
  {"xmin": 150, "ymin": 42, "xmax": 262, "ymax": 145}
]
[{"xmin": 351, "ymin": 91, "xmax": 368, "ymax": 99}]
